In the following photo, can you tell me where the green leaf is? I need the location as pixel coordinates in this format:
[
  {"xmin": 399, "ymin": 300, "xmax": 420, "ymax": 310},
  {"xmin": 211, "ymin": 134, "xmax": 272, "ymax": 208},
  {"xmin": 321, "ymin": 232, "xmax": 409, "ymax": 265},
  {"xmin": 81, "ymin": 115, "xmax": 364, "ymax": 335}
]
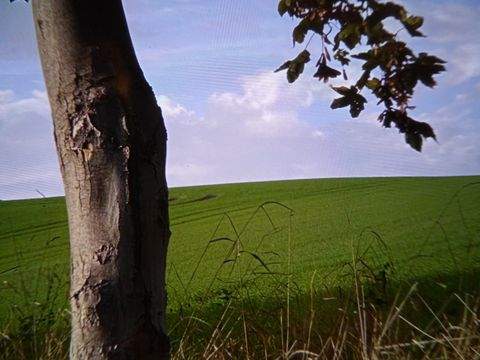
[
  {"xmin": 293, "ymin": 23, "xmax": 308, "ymax": 44},
  {"xmin": 405, "ymin": 132, "xmax": 422, "ymax": 151},
  {"xmin": 379, "ymin": 110, "xmax": 436, "ymax": 151},
  {"xmin": 365, "ymin": 22, "xmax": 393, "ymax": 45},
  {"xmin": 334, "ymin": 49, "xmax": 350, "ymax": 66},
  {"xmin": 240, "ymin": 251, "xmax": 272, "ymax": 273},
  {"xmin": 274, "ymin": 61, "xmax": 292, "ymax": 73},
  {"xmin": 403, "ymin": 15, "xmax": 423, "ymax": 29},
  {"xmin": 366, "ymin": 78, "xmax": 381, "ymax": 91},
  {"xmin": 331, "ymin": 97, "xmax": 351, "ymax": 109},
  {"xmin": 413, "ymin": 53, "xmax": 446, "ymax": 87},
  {"xmin": 275, "ymin": 50, "xmax": 311, "ymax": 83},
  {"xmin": 410, "ymin": 120, "xmax": 437, "ymax": 140},
  {"xmin": 331, "ymin": 86, "xmax": 352, "ymax": 96},
  {"xmin": 293, "ymin": 17, "xmax": 325, "ymax": 44},
  {"xmin": 338, "ymin": 23, "xmax": 362, "ymax": 49},
  {"xmin": 278, "ymin": 0, "xmax": 289, "ymax": 16},
  {"xmin": 330, "ymin": 86, "xmax": 367, "ymax": 117},
  {"xmin": 402, "ymin": 15, "xmax": 424, "ymax": 37},
  {"xmin": 349, "ymin": 94, "xmax": 367, "ymax": 117},
  {"xmin": 356, "ymin": 70, "xmax": 371, "ymax": 89},
  {"xmin": 314, "ymin": 63, "xmax": 341, "ymax": 82},
  {"xmin": 366, "ymin": 2, "xmax": 406, "ymax": 25},
  {"xmin": 287, "ymin": 64, "xmax": 305, "ymax": 83},
  {"xmin": 351, "ymin": 51, "xmax": 370, "ymax": 61}
]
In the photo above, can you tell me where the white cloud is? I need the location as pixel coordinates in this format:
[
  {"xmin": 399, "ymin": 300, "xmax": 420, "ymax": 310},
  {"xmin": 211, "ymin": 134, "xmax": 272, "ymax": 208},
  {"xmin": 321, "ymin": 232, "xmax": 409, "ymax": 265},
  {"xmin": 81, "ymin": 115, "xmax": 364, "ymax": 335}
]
[
  {"xmin": 207, "ymin": 71, "xmax": 327, "ymax": 138},
  {"xmin": 0, "ymin": 90, "xmax": 50, "ymax": 126},
  {"xmin": 163, "ymin": 71, "xmax": 480, "ymax": 188},
  {"xmin": 447, "ymin": 43, "xmax": 480, "ymax": 85},
  {"xmin": 163, "ymin": 71, "xmax": 334, "ymax": 186},
  {"xmin": 0, "ymin": 89, "xmax": 14, "ymax": 103},
  {"xmin": 157, "ymin": 95, "xmax": 196, "ymax": 119},
  {"xmin": 312, "ymin": 130, "xmax": 325, "ymax": 139},
  {"xmin": 0, "ymin": 90, "xmax": 62, "ymax": 200}
]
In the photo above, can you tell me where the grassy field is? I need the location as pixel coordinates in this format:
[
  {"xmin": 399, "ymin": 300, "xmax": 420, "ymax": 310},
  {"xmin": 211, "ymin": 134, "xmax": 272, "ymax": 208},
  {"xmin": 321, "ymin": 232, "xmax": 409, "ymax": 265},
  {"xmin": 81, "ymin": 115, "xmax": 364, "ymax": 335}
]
[{"xmin": 1, "ymin": 176, "xmax": 479, "ymax": 358}]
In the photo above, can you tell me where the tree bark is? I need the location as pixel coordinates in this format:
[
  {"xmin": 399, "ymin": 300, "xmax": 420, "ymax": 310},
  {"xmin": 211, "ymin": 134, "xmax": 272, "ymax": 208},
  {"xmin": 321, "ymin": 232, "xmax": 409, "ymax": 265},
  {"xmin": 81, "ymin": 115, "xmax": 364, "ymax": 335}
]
[{"xmin": 32, "ymin": 1, "xmax": 170, "ymax": 358}]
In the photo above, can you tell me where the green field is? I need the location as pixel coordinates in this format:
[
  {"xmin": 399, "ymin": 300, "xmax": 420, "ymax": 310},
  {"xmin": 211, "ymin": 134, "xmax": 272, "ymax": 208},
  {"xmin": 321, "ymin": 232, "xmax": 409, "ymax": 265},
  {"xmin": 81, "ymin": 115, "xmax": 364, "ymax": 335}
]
[
  {"xmin": 1, "ymin": 176, "xmax": 479, "ymax": 315},
  {"xmin": 1, "ymin": 176, "xmax": 480, "ymax": 357}
]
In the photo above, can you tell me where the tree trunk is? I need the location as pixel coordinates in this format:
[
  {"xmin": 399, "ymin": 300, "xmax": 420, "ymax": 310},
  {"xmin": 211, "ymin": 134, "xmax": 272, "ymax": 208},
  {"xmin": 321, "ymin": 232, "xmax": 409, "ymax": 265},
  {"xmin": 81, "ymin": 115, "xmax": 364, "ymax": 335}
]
[{"xmin": 32, "ymin": 1, "xmax": 170, "ymax": 358}]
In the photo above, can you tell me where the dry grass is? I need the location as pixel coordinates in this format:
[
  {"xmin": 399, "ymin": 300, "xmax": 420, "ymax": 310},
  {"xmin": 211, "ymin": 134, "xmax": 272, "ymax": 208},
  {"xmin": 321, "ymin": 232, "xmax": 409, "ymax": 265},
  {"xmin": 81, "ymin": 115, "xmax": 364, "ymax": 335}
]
[
  {"xmin": 1, "ymin": 281, "xmax": 478, "ymax": 359},
  {"xmin": 0, "ymin": 262, "xmax": 480, "ymax": 360},
  {"xmin": 168, "ymin": 270, "xmax": 479, "ymax": 359}
]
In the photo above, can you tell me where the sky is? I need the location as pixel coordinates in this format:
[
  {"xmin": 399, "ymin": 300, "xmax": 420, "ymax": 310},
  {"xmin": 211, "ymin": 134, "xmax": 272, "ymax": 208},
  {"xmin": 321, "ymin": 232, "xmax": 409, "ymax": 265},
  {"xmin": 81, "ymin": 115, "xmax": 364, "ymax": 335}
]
[{"xmin": 0, "ymin": 0, "xmax": 479, "ymax": 200}]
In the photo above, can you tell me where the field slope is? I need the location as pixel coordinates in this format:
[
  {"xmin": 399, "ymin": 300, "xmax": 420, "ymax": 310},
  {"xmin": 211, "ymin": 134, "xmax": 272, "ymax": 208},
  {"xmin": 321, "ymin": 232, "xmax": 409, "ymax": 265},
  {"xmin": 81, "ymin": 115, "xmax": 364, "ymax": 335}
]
[{"xmin": 1, "ymin": 176, "xmax": 480, "ymax": 321}]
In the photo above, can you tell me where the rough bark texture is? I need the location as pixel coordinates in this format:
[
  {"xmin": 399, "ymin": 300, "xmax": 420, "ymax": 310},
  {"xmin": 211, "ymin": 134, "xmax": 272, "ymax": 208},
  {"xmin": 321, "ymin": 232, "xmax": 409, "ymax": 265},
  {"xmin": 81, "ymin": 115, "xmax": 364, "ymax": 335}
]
[{"xmin": 32, "ymin": 1, "xmax": 170, "ymax": 358}]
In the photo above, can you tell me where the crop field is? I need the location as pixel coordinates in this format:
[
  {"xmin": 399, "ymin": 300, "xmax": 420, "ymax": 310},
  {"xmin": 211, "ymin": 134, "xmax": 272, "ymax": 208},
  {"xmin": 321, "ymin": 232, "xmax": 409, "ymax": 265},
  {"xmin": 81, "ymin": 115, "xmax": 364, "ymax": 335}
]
[{"xmin": 1, "ymin": 176, "xmax": 479, "ymax": 358}]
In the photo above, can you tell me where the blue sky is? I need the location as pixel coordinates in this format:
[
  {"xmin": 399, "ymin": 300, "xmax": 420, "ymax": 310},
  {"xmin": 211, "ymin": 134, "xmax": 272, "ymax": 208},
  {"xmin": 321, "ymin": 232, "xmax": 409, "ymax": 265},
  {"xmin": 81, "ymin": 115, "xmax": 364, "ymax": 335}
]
[{"xmin": 1, "ymin": 0, "xmax": 479, "ymax": 200}]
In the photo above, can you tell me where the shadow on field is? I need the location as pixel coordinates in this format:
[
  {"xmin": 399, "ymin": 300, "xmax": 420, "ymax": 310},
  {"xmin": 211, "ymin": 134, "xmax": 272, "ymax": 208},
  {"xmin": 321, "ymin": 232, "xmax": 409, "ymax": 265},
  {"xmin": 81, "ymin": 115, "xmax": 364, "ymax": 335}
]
[{"xmin": 166, "ymin": 268, "xmax": 480, "ymax": 358}]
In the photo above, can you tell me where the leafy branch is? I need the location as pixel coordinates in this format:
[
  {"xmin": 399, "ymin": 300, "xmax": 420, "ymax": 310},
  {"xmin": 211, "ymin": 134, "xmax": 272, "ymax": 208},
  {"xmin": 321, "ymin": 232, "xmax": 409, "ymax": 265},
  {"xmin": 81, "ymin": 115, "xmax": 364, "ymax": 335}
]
[{"xmin": 275, "ymin": 0, "xmax": 446, "ymax": 151}]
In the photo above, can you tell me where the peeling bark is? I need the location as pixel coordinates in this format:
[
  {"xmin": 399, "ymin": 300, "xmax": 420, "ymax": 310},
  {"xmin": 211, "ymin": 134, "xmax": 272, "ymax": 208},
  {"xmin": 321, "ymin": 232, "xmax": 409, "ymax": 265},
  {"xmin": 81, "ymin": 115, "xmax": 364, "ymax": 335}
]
[{"xmin": 32, "ymin": 1, "xmax": 170, "ymax": 358}]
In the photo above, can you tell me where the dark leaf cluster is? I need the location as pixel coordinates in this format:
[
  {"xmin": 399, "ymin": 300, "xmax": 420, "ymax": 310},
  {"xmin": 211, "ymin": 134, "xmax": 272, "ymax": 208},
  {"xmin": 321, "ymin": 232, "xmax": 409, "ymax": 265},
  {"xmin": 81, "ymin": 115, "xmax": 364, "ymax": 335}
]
[
  {"xmin": 330, "ymin": 86, "xmax": 366, "ymax": 118},
  {"xmin": 274, "ymin": 50, "xmax": 311, "ymax": 83},
  {"xmin": 275, "ymin": 0, "xmax": 446, "ymax": 151},
  {"xmin": 379, "ymin": 109, "xmax": 436, "ymax": 151},
  {"xmin": 314, "ymin": 61, "xmax": 341, "ymax": 82}
]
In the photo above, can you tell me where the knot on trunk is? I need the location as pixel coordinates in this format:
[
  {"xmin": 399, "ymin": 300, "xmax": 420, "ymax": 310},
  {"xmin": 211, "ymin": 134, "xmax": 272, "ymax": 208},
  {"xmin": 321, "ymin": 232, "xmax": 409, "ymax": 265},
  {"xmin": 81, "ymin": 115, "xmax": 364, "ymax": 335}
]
[
  {"xmin": 72, "ymin": 113, "xmax": 102, "ymax": 151},
  {"xmin": 94, "ymin": 243, "xmax": 116, "ymax": 265},
  {"xmin": 70, "ymin": 85, "xmax": 111, "ymax": 159}
]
